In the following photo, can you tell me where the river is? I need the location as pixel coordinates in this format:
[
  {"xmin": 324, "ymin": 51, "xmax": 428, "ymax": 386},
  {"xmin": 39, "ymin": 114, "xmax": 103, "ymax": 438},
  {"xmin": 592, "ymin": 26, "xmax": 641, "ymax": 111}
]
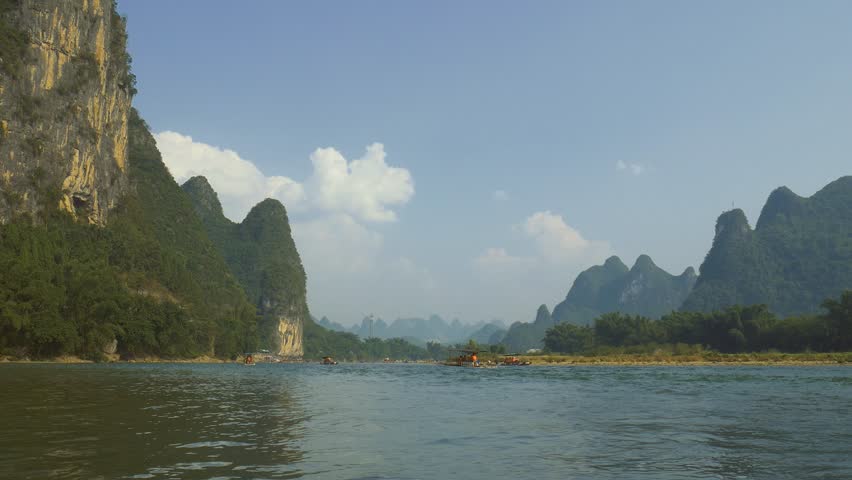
[{"xmin": 0, "ymin": 363, "xmax": 850, "ymax": 479}]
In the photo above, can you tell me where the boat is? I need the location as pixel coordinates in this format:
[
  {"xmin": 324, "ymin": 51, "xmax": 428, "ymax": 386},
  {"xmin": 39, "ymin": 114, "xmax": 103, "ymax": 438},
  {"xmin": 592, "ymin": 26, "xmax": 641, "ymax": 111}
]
[
  {"xmin": 244, "ymin": 353, "xmax": 256, "ymax": 366},
  {"xmin": 443, "ymin": 348, "xmax": 492, "ymax": 368},
  {"xmin": 322, "ymin": 356, "xmax": 338, "ymax": 365},
  {"xmin": 501, "ymin": 354, "xmax": 531, "ymax": 366}
]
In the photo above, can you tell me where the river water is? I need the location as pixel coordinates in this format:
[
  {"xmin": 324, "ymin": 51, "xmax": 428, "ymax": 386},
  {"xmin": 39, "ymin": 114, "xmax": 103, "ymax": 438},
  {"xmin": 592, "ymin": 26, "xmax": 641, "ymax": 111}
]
[{"xmin": 0, "ymin": 363, "xmax": 850, "ymax": 479}]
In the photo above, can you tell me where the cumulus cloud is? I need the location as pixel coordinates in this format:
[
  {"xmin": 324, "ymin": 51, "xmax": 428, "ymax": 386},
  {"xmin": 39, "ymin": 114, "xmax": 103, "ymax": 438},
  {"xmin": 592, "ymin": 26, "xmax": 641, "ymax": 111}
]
[
  {"xmin": 492, "ymin": 190, "xmax": 509, "ymax": 201},
  {"xmin": 616, "ymin": 160, "xmax": 644, "ymax": 176},
  {"xmin": 476, "ymin": 211, "xmax": 610, "ymax": 269},
  {"xmin": 154, "ymin": 132, "xmax": 413, "ymax": 222},
  {"xmin": 521, "ymin": 211, "xmax": 609, "ymax": 263},
  {"xmin": 154, "ymin": 131, "xmax": 306, "ymax": 219},
  {"xmin": 308, "ymin": 143, "xmax": 414, "ymax": 222}
]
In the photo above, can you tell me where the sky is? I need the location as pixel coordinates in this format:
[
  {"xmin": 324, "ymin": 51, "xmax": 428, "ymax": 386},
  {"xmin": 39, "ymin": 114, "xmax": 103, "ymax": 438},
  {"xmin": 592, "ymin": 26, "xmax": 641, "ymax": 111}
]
[{"xmin": 119, "ymin": 0, "xmax": 852, "ymax": 326}]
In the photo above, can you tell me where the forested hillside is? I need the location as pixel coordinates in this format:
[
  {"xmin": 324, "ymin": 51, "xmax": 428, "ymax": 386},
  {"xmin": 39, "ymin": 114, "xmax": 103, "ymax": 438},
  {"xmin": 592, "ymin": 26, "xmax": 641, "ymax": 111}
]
[
  {"xmin": 0, "ymin": 111, "xmax": 257, "ymax": 360},
  {"xmin": 683, "ymin": 177, "xmax": 852, "ymax": 316},
  {"xmin": 183, "ymin": 176, "xmax": 308, "ymax": 357},
  {"xmin": 551, "ymin": 255, "xmax": 696, "ymax": 325}
]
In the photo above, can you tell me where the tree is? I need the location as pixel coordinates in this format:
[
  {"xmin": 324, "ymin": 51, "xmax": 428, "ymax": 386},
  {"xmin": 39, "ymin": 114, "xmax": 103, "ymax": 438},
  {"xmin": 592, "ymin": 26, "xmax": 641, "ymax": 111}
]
[{"xmin": 544, "ymin": 323, "xmax": 594, "ymax": 354}]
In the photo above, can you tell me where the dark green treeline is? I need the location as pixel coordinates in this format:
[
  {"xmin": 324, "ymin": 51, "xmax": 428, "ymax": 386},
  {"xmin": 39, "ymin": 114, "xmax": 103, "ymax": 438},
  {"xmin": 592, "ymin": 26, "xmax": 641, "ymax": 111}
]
[{"xmin": 544, "ymin": 291, "xmax": 852, "ymax": 354}]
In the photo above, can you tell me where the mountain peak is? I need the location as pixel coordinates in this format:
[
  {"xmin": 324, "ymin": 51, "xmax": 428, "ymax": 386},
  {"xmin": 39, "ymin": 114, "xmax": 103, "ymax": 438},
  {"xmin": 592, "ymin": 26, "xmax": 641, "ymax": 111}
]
[
  {"xmin": 181, "ymin": 176, "xmax": 224, "ymax": 219},
  {"xmin": 604, "ymin": 255, "xmax": 627, "ymax": 270},
  {"xmin": 533, "ymin": 304, "xmax": 552, "ymax": 325},
  {"xmin": 715, "ymin": 209, "xmax": 751, "ymax": 238},
  {"xmin": 246, "ymin": 198, "xmax": 288, "ymax": 219},
  {"xmin": 756, "ymin": 186, "xmax": 804, "ymax": 230},
  {"xmin": 632, "ymin": 254, "xmax": 657, "ymax": 271}
]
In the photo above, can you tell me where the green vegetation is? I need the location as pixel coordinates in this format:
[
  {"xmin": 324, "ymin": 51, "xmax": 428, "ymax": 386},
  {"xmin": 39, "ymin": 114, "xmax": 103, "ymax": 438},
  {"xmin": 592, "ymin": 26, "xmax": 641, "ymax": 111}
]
[
  {"xmin": 0, "ymin": 0, "xmax": 28, "ymax": 78},
  {"xmin": 0, "ymin": 110, "xmax": 258, "ymax": 361},
  {"xmin": 516, "ymin": 351, "xmax": 852, "ymax": 365},
  {"xmin": 684, "ymin": 178, "xmax": 852, "ymax": 316},
  {"xmin": 551, "ymin": 255, "xmax": 696, "ymax": 326},
  {"xmin": 108, "ymin": 0, "xmax": 136, "ymax": 96},
  {"xmin": 544, "ymin": 291, "xmax": 852, "ymax": 355},
  {"xmin": 505, "ymin": 254, "xmax": 697, "ymax": 352},
  {"xmin": 303, "ymin": 316, "xmax": 435, "ymax": 361},
  {"xmin": 182, "ymin": 177, "xmax": 308, "ymax": 352}
]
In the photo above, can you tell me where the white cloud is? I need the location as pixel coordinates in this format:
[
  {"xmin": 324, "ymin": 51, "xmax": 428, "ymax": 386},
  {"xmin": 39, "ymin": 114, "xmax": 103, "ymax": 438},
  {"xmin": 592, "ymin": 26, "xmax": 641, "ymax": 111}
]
[
  {"xmin": 308, "ymin": 143, "xmax": 414, "ymax": 222},
  {"xmin": 616, "ymin": 160, "xmax": 644, "ymax": 176},
  {"xmin": 476, "ymin": 211, "xmax": 610, "ymax": 270},
  {"xmin": 521, "ymin": 211, "xmax": 610, "ymax": 263},
  {"xmin": 292, "ymin": 214, "xmax": 383, "ymax": 275},
  {"xmin": 154, "ymin": 131, "xmax": 306, "ymax": 219},
  {"xmin": 154, "ymin": 132, "xmax": 413, "ymax": 223},
  {"xmin": 474, "ymin": 247, "xmax": 532, "ymax": 269},
  {"xmin": 492, "ymin": 190, "xmax": 509, "ymax": 201}
]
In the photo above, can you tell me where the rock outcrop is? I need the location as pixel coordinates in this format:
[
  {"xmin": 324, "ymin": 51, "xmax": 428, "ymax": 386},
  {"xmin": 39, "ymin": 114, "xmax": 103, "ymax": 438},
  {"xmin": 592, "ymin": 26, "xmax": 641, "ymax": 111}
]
[
  {"xmin": 182, "ymin": 176, "xmax": 308, "ymax": 357},
  {"xmin": 0, "ymin": 0, "xmax": 133, "ymax": 224}
]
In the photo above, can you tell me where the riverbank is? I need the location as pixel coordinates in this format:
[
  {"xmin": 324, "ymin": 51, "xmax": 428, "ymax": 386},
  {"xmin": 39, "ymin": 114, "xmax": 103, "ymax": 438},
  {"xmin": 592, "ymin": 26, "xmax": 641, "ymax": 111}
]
[
  {"xmin": 0, "ymin": 355, "xmax": 230, "ymax": 364},
  {"xmin": 3, "ymin": 352, "xmax": 851, "ymax": 365},
  {"xmin": 517, "ymin": 351, "xmax": 852, "ymax": 365}
]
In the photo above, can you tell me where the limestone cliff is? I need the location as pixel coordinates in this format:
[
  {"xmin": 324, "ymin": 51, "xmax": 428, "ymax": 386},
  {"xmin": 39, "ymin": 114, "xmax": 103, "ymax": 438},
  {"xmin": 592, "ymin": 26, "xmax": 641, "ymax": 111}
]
[
  {"xmin": 0, "ymin": 0, "xmax": 133, "ymax": 224},
  {"xmin": 182, "ymin": 176, "xmax": 308, "ymax": 358}
]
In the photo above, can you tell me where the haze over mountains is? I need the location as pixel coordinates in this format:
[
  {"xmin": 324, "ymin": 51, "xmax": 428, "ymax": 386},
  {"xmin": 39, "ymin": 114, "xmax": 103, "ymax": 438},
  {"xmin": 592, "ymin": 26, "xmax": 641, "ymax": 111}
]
[{"xmin": 318, "ymin": 315, "xmax": 506, "ymax": 346}]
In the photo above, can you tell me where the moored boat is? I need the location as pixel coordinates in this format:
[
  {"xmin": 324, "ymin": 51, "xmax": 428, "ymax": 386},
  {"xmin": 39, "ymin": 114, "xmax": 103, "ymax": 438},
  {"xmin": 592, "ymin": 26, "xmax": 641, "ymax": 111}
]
[
  {"xmin": 443, "ymin": 348, "xmax": 493, "ymax": 368},
  {"xmin": 501, "ymin": 354, "xmax": 531, "ymax": 366}
]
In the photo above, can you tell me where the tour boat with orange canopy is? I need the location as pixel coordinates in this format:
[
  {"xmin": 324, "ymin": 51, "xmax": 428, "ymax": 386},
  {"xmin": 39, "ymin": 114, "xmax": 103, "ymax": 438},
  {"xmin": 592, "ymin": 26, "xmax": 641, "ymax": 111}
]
[
  {"xmin": 501, "ymin": 354, "xmax": 531, "ymax": 366},
  {"xmin": 322, "ymin": 356, "xmax": 338, "ymax": 365},
  {"xmin": 443, "ymin": 348, "xmax": 491, "ymax": 368}
]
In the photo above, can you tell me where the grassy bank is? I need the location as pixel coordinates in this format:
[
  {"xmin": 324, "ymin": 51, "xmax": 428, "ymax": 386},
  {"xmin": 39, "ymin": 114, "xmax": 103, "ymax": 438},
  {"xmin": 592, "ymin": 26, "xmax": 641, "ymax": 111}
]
[
  {"xmin": 520, "ymin": 351, "xmax": 852, "ymax": 365},
  {"xmin": 0, "ymin": 355, "xmax": 230, "ymax": 364},
  {"xmin": 4, "ymin": 352, "xmax": 852, "ymax": 365}
]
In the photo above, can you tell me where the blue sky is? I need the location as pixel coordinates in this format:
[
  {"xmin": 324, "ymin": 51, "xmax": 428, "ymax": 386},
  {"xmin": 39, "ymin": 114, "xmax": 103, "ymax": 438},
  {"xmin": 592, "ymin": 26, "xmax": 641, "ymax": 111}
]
[{"xmin": 120, "ymin": 0, "xmax": 852, "ymax": 325}]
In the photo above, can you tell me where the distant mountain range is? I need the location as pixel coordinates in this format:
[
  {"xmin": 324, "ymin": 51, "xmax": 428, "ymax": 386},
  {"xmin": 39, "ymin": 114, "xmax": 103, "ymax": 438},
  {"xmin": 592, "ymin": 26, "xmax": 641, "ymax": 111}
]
[
  {"xmin": 319, "ymin": 314, "xmax": 506, "ymax": 345},
  {"xmin": 503, "ymin": 176, "xmax": 852, "ymax": 352}
]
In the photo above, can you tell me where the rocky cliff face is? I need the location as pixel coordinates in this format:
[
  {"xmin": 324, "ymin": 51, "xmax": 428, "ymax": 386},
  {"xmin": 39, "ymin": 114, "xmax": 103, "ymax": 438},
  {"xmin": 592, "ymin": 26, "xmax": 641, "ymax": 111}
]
[
  {"xmin": 0, "ymin": 0, "xmax": 132, "ymax": 224},
  {"xmin": 182, "ymin": 176, "xmax": 308, "ymax": 358}
]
